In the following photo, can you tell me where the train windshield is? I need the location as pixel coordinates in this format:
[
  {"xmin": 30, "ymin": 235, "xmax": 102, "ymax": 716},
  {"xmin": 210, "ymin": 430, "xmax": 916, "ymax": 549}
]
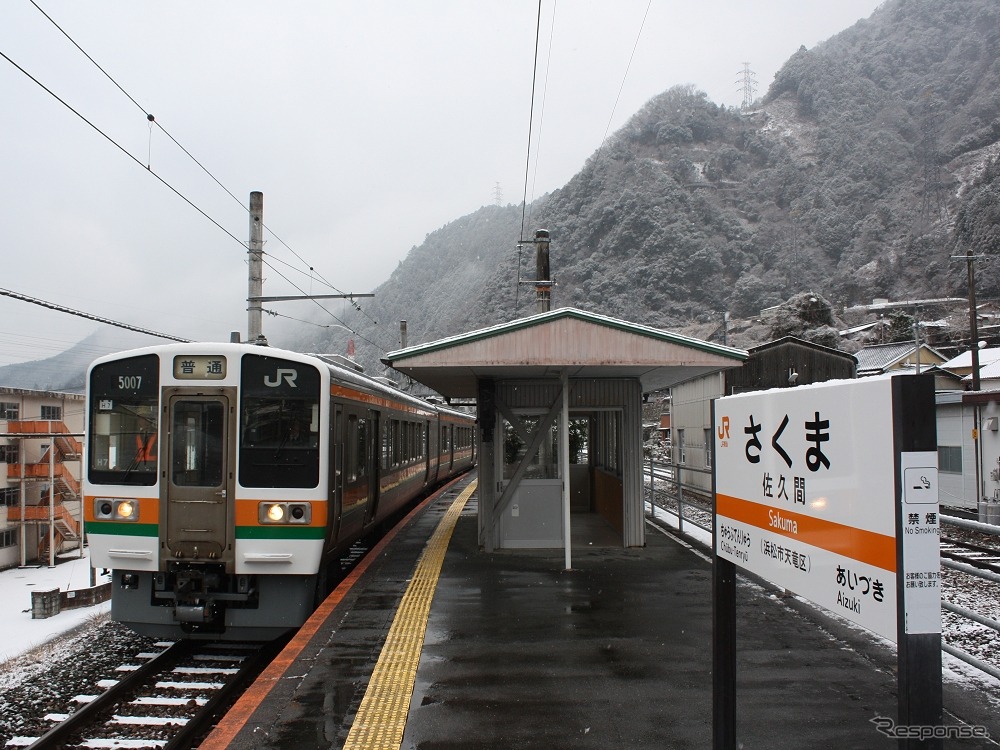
[
  {"xmin": 88, "ymin": 354, "xmax": 160, "ymax": 486},
  {"xmin": 239, "ymin": 354, "xmax": 320, "ymax": 488}
]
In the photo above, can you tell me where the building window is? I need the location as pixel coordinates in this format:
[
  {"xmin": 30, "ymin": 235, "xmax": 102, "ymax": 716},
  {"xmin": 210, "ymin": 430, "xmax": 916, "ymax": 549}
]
[
  {"xmin": 0, "ymin": 445, "xmax": 18, "ymax": 464},
  {"xmin": 677, "ymin": 429, "xmax": 686, "ymax": 465},
  {"xmin": 0, "ymin": 528, "xmax": 16, "ymax": 549},
  {"xmin": 705, "ymin": 428, "xmax": 712, "ymax": 470},
  {"xmin": 40, "ymin": 405, "xmax": 62, "ymax": 421},
  {"xmin": 0, "ymin": 402, "xmax": 18, "ymax": 420},
  {"xmin": 938, "ymin": 446, "xmax": 962, "ymax": 474},
  {"xmin": 0, "ymin": 488, "xmax": 18, "ymax": 506}
]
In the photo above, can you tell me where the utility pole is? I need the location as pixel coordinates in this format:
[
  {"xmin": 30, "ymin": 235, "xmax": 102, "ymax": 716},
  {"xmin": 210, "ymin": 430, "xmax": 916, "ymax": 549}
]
[
  {"xmin": 244, "ymin": 190, "xmax": 373, "ymax": 345},
  {"xmin": 535, "ymin": 229, "xmax": 551, "ymax": 314},
  {"xmin": 965, "ymin": 249, "xmax": 982, "ymax": 391},
  {"xmin": 968, "ymin": 249, "xmax": 983, "ymax": 517},
  {"xmin": 247, "ymin": 191, "xmax": 265, "ymax": 345},
  {"xmin": 952, "ymin": 248, "xmax": 984, "ymax": 516}
]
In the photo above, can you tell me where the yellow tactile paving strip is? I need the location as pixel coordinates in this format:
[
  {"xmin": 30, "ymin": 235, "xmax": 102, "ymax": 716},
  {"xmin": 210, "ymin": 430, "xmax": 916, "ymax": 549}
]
[{"xmin": 342, "ymin": 479, "xmax": 476, "ymax": 750}]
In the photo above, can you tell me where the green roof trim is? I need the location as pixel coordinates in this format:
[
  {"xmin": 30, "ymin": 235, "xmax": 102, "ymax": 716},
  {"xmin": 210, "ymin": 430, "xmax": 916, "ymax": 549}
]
[{"xmin": 384, "ymin": 307, "xmax": 748, "ymax": 363}]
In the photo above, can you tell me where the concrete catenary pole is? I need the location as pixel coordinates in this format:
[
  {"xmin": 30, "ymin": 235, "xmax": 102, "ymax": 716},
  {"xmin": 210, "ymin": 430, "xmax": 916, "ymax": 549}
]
[{"xmin": 248, "ymin": 191, "xmax": 265, "ymax": 344}]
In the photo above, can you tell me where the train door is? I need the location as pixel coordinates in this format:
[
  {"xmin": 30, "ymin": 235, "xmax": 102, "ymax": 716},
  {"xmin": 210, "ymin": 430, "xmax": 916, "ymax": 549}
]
[
  {"xmin": 364, "ymin": 410, "xmax": 381, "ymax": 526},
  {"xmin": 444, "ymin": 424, "xmax": 453, "ymax": 472},
  {"xmin": 162, "ymin": 388, "xmax": 236, "ymax": 568},
  {"xmin": 328, "ymin": 402, "xmax": 344, "ymax": 544},
  {"xmin": 424, "ymin": 421, "xmax": 431, "ymax": 483}
]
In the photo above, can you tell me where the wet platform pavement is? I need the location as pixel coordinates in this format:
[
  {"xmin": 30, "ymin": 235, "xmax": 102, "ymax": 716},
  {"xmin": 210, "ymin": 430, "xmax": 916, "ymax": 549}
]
[{"xmin": 207, "ymin": 472, "xmax": 999, "ymax": 749}]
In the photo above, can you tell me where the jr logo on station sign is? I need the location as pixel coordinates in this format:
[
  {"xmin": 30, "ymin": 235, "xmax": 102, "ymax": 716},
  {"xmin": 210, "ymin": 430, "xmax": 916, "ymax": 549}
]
[{"xmin": 714, "ymin": 377, "xmax": 941, "ymax": 642}]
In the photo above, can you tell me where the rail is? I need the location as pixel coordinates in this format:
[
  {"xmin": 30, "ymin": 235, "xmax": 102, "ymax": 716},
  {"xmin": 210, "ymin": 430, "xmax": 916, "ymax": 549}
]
[
  {"xmin": 644, "ymin": 464, "xmax": 1000, "ymax": 681},
  {"xmin": 939, "ymin": 514, "xmax": 1000, "ymax": 681},
  {"xmin": 643, "ymin": 459, "xmax": 713, "ymax": 535}
]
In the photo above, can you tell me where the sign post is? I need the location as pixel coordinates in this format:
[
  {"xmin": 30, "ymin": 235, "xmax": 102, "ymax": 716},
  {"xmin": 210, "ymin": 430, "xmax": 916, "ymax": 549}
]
[{"xmin": 712, "ymin": 374, "xmax": 942, "ymax": 749}]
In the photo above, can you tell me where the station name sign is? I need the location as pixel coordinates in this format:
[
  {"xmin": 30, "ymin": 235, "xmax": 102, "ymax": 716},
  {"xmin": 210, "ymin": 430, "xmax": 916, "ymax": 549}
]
[{"xmin": 714, "ymin": 376, "xmax": 940, "ymax": 642}]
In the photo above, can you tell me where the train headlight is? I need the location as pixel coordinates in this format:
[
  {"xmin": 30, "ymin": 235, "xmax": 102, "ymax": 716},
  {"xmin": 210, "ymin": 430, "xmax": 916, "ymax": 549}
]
[
  {"xmin": 258, "ymin": 502, "xmax": 312, "ymax": 524},
  {"xmin": 94, "ymin": 498, "xmax": 139, "ymax": 521},
  {"xmin": 115, "ymin": 500, "xmax": 137, "ymax": 520}
]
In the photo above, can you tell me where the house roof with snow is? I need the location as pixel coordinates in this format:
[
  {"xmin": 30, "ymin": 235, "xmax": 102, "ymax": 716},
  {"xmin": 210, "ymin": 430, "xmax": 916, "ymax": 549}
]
[
  {"xmin": 854, "ymin": 341, "xmax": 946, "ymax": 377},
  {"xmin": 941, "ymin": 348, "xmax": 1000, "ymax": 374}
]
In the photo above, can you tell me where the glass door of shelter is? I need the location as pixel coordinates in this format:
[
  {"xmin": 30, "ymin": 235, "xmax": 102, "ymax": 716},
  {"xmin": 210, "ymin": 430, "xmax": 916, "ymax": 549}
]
[{"xmin": 497, "ymin": 412, "xmax": 563, "ymax": 548}]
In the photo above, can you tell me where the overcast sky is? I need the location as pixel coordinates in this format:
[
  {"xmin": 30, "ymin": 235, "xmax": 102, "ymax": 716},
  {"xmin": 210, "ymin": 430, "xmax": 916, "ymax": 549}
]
[{"xmin": 0, "ymin": 0, "xmax": 885, "ymax": 366}]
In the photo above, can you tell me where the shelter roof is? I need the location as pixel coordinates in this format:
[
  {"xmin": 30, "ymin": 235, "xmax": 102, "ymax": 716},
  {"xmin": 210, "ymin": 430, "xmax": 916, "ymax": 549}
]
[{"xmin": 382, "ymin": 307, "xmax": 747, "ymax": 399}]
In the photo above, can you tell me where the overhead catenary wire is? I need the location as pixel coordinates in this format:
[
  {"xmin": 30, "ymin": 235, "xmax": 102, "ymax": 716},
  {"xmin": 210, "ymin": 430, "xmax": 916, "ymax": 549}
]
[
  {"xmin": 514, "ymin": 1, "xmax": 650, "ymax": 318},
  {"xmin": 514, "ymin": 0, "xmax": 545, "ymax": 318},
  {"xmin": 526, "ymin": 0, "xmax": 558, "ymax": 229},
  {"xmin": 0, "ymin": 47, "xmax": 247, "ymax": 250},
  {"xmin": 23, "ymin": 2, "xmax": 380, "ymax": 328},
  {"xmin": 0, "ymin": 288, "xmax": 191, "ymax": 343},
  {"xmin": 0, "ymin": 52, "xmax": 388, "ymax": 350},
  {"xmin": 591, "ymin": 0, "xmax": 652, "ymax": 168}
]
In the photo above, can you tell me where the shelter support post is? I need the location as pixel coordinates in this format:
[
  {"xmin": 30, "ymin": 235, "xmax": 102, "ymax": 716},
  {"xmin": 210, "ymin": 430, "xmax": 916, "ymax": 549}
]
[{"xmin": 561, "ymin": 370, "xmax": 571, "ymax": 570}]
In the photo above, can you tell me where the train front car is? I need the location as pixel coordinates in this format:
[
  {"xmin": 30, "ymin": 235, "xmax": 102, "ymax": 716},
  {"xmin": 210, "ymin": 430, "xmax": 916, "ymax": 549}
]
[{"xmin": 85, "ymin": 344, "xmax": 328, "ymax": 641}]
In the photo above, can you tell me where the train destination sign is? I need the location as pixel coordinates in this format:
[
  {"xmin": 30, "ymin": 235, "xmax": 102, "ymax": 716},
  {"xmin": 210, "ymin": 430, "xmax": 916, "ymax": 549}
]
[{"xmin": 713, "ymin": 376, "xmax": 941, "ymax": 643}]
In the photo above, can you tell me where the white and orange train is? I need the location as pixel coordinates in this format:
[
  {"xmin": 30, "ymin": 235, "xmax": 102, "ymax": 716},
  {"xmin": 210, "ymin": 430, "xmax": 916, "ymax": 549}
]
[{"xmin": 84, "ymin": 342, "xmax": 475, "ymax": 640}]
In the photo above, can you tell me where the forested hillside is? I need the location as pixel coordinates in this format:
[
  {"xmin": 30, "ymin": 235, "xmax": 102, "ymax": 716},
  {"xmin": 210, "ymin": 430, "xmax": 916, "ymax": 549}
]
[{"xmin": 293, "ymin": 0, "xmax": 1000, "ymax": 375}]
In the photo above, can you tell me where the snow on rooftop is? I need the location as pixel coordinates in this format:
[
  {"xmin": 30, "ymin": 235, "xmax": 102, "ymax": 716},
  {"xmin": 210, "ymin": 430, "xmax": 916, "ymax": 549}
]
[{"xmin": 942, "ymin": 347, "xmax": 1000, "ymax": 370}]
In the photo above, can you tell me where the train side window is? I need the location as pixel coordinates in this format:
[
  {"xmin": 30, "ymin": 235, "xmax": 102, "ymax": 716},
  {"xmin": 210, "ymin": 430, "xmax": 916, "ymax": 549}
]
[{"xmin": 382, "ymin": 420, "xmax": 391, "ymax": 471}]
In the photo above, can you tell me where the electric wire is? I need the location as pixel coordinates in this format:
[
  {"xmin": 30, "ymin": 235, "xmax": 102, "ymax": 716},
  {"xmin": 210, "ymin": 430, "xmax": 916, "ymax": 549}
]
[
  {"xmin": 0, "ymin": 48, "xmax": 247, "ymax": 250},
  {"xmin": 1, "ymin": 47, "xmax": 372, "ymax": 348},
  {"xmin": 526, "ymin": 0, "xmax": 557, "ymax": 231},
  {"xmin": 267, "ymin": 310, "xmax": 373, "ymax": 341},
  {"xmin": 257, "ymin": 265, "xmax": 387, "ymax": 353},
  {"xmin": 26, "ymin": 2, "xmax": 379, "ymax": 326},
  {"xmin": 591, "ymin": 0, "xmax": 652, "ymax": 168},
  {"xmin": 514, "ymin": 0, "xmax": 545, "ymax": 318},
  {"xmin": 0, "ymin": 288, "xmax": 191, "ymax": 343}
]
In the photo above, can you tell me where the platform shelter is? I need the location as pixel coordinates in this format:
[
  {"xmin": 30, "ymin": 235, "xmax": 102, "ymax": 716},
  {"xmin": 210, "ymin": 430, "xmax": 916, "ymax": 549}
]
[{"xmin": 383, "ymin": 308, "xmax": 746, "ymax": 567}]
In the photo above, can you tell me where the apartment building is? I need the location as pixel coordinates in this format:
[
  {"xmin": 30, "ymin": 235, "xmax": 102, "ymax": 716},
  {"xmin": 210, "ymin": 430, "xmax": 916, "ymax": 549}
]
[{"xmin": 0, "ymin": 387, "xmax": 85, "ymax": 570}]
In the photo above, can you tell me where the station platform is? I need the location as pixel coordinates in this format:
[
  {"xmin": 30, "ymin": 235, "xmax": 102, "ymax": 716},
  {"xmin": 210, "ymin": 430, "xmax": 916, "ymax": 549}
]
[{"xmin": 202, "ymin": 472, "xmax": 999, "ymax": 749}]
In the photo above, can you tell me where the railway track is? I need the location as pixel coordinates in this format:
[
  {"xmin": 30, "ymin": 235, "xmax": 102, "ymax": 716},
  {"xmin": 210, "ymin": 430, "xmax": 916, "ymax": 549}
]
[
  {"xmin": 1, "ymin": 526, "xmax": 383, "ymax": 750},
  {"xmin": 941, "ymin": 535, "xmax": 1000, "ymax": 576},
  {"xmin": 8, "ymin": 637, "xmax": 287, "ymax": 750}
]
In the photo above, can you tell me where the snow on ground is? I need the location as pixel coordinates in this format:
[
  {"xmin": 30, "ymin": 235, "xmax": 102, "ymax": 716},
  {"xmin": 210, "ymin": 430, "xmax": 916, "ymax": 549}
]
[{"xmin": 0, "ymin": 549, "xmax": 111, "ymax": 666}]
